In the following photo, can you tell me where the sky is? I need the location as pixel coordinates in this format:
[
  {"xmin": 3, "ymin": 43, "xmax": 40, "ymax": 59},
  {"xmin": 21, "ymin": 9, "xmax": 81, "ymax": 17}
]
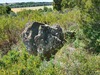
[{"xmin": 0, "ymin": 0, "xmax": 53, "ymax": 3}]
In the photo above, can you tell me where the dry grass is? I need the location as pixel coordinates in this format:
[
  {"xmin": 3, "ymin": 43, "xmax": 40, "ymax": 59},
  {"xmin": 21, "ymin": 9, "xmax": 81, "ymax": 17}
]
[{"xmin": 11, "ymin": 6, "xmax": 53, "ymax": 13}]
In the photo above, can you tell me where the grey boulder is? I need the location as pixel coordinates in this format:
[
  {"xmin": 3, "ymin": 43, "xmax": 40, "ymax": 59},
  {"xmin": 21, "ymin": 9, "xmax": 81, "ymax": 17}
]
[{"xmin": 21, "ymin": 22, "xmax": 64, "ymax": 59}]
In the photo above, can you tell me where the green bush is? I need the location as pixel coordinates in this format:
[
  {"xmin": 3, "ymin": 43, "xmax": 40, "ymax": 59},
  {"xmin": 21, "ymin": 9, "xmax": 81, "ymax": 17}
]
[{"xmin": 0, "ymin": 6, "xmax": 11, "ymax": 15}]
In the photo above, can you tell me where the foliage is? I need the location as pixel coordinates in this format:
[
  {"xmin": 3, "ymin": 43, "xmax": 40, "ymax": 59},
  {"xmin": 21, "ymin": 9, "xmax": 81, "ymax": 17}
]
[
  {"xmin": 0, "ymin": 0, "xmax": 100, "ymax": 74},
  {"xmin": 80, "ymin": 0, "xmax": 100, "ymax": 52},
  {"xmin": 53, "ymin": 0, "xmax": 100, "ymax": 11},
  {"xmin": 53, "ymin": 0, "xmax": 100, "ymax": 52},
  {"xmin": 0, "ymin": 6, "xmax": 11, "ymax": 15},
  {"xmin": 53, "ymin": 0, "xmax": 62, "ymax": 11},
  {"xmin": 55, "ymin": 44, "xmax": 100, "ymax": 75},
  {"xmin": 0, "ymin": 44, "xmax": 100, "ymax": 75},
  {"xmin": 43, "ymin": 6, "xmax": 53, "ymax": 12}
]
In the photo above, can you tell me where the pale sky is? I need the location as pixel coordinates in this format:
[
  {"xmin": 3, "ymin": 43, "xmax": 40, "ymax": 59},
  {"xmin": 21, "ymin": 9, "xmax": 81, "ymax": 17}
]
[{"xmin": 0, "ymin": 0, "xmax": 53, "ymax": 3}]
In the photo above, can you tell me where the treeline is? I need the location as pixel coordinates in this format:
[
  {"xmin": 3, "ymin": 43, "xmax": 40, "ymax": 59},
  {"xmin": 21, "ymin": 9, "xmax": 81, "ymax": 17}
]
[{"xmin": 0, "ymin": 2, "xmax": 52, "ymax": 8}]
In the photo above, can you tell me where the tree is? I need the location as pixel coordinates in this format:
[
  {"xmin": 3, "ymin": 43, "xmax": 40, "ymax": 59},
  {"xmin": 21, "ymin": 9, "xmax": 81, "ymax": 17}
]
[
  {"xmin": 0, "ymin": 6, "xmax": 11, "ymax": 15},
  {"xmin": 53, "ymin": 0, "xmax": 62, "ymax": 11},
  {"xmin": 53, "ymin": 0, "xmax": 93, "ymax": 10},
  {"xmin": 61, "ymin": 0, "xmax": 75, "ymax": 9},
  {"xmin": 6, "ymin": 6, "xmax": 11, "ymax": 14}
]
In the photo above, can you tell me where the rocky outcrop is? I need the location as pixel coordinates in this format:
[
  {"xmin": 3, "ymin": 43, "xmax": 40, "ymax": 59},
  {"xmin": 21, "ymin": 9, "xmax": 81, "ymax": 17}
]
[{"xmin": 21, "ymin": 22, "xmax": 64, "ymax": 59}]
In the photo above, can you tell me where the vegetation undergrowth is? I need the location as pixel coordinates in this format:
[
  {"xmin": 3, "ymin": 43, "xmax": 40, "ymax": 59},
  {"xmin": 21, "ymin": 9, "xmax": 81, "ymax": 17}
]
[
  {"xmin": 0, "ymin": 43, "xmax": 100, "ymax": 75},
  {"xmin": 0, "ymin": 0, "xmax": 100, "ymax": 75}
]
